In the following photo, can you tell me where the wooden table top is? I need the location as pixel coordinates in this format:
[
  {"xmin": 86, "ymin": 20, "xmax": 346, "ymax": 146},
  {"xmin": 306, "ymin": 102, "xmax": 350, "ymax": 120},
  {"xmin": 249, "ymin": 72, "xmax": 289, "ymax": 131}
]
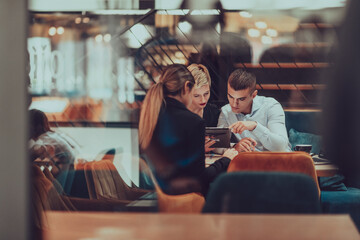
[
  {"xmin": 315, "ymin": 163, "xmax": 339, "ymax": 177},
  {"xmin": 43, "ymin": 212, "xmax": 359, "ymax": 240},
  {"xmin": 205, "ymin": 154, "xmax": 338, "ymax": 177}
]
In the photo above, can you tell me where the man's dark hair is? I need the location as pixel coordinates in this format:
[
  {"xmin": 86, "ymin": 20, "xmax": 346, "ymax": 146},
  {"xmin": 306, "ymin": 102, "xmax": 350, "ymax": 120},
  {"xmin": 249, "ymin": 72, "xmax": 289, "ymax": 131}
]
[{"xmin": 228, "ymin": 69, "xmax": 256, "ymax": 92}]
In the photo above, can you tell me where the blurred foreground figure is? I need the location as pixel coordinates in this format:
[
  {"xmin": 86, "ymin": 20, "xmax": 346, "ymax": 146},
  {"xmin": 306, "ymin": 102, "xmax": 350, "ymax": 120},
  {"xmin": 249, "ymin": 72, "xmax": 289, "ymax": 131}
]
[
  {"xmin": 29, "ymin": 109, "xmax": 77, "ymax": 183},
  {"xmin": 323, "ymin": 0, "xmax": 360, "ymax": 188}
]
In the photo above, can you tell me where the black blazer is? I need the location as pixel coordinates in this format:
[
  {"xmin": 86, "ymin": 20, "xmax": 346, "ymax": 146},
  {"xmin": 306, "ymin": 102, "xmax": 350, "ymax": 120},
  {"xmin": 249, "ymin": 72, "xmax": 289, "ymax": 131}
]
[
  {"xmin": 203, "ymin": 103, "xmax": 221, "ymax": 127},
  {"xmin": 145, "ymin": 97, "xmax": 229, "ymax": 195}
]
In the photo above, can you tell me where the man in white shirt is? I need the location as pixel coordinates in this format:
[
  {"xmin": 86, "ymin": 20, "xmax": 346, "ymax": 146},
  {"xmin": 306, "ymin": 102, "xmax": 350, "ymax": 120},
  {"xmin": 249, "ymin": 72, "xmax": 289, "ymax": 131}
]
[{"xmin": 218, "ymin": 69, "xmax": 291, "ymax": 152}]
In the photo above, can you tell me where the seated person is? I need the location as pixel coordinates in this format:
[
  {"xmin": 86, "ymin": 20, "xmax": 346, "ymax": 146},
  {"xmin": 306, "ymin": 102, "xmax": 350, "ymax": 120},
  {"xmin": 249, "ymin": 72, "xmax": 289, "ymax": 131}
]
[
  {"xmin": 187, "ymin": 64, "xmax": 220, "ymax": 127},
  {"xmin": 218, "ymin": 69, "xmax": 291, "ymax": 152},
  {"xmin": 29, "ymin": 109, "xmax": 77, "ymax": 179},
  {"xmin": 187, "ymin": 64, "xmax": 221, "ymax": 152},
  {"xmin": 139, "ymin": 64, "xmax": 238, "ymax": 195}
]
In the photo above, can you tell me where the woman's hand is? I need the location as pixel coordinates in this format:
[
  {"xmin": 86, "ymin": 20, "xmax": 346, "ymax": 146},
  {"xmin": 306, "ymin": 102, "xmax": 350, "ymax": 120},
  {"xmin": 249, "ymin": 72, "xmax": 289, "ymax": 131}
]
[
  {"xmin": 204, "ymin": 136, "xmax": 216, "ymax": 153},
  {"xmin": 222, "ymin": 148, "xmax": 238, "ymax": 160}
]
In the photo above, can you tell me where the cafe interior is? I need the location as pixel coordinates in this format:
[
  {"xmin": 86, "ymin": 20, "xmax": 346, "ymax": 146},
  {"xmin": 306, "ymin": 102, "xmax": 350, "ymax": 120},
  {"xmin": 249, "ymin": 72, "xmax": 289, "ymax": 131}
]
[{"xmin": 2, "ymin": 0, "xmax": 360, "ymax": 239}]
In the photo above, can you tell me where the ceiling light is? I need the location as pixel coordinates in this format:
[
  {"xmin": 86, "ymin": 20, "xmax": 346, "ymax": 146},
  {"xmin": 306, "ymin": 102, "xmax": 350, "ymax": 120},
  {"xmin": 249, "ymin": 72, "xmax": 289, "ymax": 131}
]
[
  {"xmin": 82, "ymin": 17, "xmax": 90, "ymax": 23},
  {"xmin": 95, "ymin": 34, "xmax": 103, "ymax": 43},
  {"xmin": 103, "ymin": 34, "xmax": 111, "ymax": 42},
  {"xmin": 57, "ymin": 27, "xmax": 64, "ymax": 35},
  {"xmin": 261, "ymin": 35, "xmax": 273, "ymax": 44},
  {"xmin": 255, "ymin": 21, "xmax": 267, "ymax": 29},
  {"xmin": 248, "ymin": 28, "xmax": 260, "ymax": 38},
  {"xmin": 266, "ymin": 29, "xmax": 278, "ymax": 37},
  {"xmin": 75, "ymin": 17, "xmax": 81, "ymax": 24},
  {"xmin": 239, "ymin": 11, "xmax": 252, "ymax": 18},
  {"xmin": 48, "ymin": 26, "xmax": 56, "ymax": 36}
]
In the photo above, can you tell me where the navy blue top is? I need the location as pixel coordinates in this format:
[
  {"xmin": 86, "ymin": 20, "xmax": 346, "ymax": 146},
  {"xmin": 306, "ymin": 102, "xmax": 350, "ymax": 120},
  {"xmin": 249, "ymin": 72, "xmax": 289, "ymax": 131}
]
[
  {"xmin": 203, "ymin": 103, "xmax": 221, "ymax": 127},
  {"xmin": 145, "ymin": 97, "xmax": 230, "ymax": 195}
]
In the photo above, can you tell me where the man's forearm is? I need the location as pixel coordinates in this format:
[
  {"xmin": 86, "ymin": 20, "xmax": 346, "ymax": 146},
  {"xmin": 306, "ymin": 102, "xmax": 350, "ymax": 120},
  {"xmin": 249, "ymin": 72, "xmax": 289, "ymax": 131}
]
[{"xmin": 252, "ymin": 123, "xmax": 289, "ymax": 151}]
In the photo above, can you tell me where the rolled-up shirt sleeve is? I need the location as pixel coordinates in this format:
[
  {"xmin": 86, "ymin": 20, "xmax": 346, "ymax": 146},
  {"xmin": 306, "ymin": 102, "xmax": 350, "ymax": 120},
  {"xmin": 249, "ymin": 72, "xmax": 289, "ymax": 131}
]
[{"xmin": 251, "ymin": 101, "xmax": 290, "ymax": 151}]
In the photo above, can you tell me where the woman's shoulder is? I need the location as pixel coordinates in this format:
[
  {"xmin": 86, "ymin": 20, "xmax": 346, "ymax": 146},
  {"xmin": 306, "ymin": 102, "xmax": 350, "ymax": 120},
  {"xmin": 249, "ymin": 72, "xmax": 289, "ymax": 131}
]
[
  {"xmin": 176, "ymin": 107, "xmax": 204, "ymax": 124},
  {"xmin": 163, "ymin": 100, "xmax": 203, "ymax": 121},
  {"xmin": 160, "ymin": 104, "xmax": 204, "ymax": 130}
]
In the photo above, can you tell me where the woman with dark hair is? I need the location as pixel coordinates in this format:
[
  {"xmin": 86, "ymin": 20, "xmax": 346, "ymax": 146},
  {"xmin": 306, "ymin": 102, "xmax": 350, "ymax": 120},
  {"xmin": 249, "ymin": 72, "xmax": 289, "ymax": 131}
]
[
  {"xmin": 139, "ymin": 64, "xmax": 237, "ymax": 195},
  {"xmin": 29, "ymin": 109, "xmax": 52, "ymax": 140},
  {"xmin": 29, "ymin": 109, "xmax": 77, "ymax": 184}
]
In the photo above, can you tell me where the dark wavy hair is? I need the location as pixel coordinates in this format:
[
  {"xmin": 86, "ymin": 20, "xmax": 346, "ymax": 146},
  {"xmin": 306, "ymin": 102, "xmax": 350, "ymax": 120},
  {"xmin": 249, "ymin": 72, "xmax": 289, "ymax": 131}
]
[{"xmin": 29, "ymin": 109, "xmax": 53, "ymax": 140}]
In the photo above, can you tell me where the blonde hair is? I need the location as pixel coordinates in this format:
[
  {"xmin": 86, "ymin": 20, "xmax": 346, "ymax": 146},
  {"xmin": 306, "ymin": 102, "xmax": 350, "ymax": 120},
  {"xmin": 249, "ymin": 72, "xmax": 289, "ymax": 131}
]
[
  {"xmin": 187, "ymin": 64, "xmax": 211, "ymax": 89},
  {"xmin": 139, "ymin": 64, "xmax": 195, "ymax": 150}
]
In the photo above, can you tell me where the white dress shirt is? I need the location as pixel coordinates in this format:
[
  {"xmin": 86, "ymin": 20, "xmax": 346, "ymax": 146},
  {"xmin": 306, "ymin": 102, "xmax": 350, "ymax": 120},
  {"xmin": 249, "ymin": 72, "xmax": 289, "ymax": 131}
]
[{"xmin": 218, "ymin": 96, "xmax": 292, "ymax": 152}]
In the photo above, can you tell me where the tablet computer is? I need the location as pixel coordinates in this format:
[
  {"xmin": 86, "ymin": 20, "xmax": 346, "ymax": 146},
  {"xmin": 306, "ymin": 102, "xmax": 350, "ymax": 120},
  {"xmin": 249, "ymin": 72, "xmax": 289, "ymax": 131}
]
[{"xmin": 205, "ymin": 127, "xmax": 231, "ymax": 148}]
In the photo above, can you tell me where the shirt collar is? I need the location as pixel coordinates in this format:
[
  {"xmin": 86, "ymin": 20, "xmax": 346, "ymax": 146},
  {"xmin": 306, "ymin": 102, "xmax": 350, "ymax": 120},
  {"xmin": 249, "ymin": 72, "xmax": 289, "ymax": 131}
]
[{"xmin": 251, "ymin": 96, "xmax": 261, "ymax": 114}]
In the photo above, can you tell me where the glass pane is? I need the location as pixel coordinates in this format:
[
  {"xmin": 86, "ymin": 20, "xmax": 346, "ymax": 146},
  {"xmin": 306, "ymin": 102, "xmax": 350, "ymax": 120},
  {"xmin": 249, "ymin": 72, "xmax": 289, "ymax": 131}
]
[{"xmin": 28, "ymin": 3, "xmax": 350, "ymax": 238}]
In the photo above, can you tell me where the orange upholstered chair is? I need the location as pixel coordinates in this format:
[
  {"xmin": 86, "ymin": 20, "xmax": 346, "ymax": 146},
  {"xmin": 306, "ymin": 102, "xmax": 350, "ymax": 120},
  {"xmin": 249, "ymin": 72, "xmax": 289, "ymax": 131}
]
[
  {"xmin": 154, "ymin": 181, "xmax": 205, "ymax": 213},
  {"xmin": 32, "ymin": 165, "xmax": 76, "ymax": 212},
  {"xmin": 33, "ymin": 164, "xmax": 130, "ymax": 213},
  {"xmin": 139, "ymin": 158, "xmax": 205, "ymax": 213},
  {"xmin": 74, "ymin": 160, "xmax": 87, "ymax": 171},
  {"xmin": 227, "ymin": 152, "xmax": 320, "ymax": 195},
  {"xmin": 84, "ymin": 160, "xmax": 150, "ymax": 201}
]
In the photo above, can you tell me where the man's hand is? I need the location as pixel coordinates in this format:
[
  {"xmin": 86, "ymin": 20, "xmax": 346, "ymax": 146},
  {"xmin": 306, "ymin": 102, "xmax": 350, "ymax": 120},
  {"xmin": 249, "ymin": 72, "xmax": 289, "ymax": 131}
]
[
  {"xmin": 234, "ymin": 137, "xmax": 257, "ymax": 152},
  {"xmin": 229, "ymin": 121, "xmax": 257, "ymax": 134}
]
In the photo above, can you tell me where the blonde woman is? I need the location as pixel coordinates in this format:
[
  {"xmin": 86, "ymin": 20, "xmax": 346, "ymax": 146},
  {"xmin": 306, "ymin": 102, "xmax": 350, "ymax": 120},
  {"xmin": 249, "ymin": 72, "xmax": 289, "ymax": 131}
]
[
  {"xmin": 139, "ymin": 64, "xmax": 238, "ymax": 195},
  {"xmin": 187, "ymin": 64, "xmax": 220, "ymax": 127}
]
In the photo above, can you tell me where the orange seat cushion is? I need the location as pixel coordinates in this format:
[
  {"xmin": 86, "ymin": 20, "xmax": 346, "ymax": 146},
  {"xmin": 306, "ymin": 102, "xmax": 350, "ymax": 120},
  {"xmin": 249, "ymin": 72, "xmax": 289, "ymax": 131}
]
[{"xmin": 227, "ymin": 152, "xmax": 320, "ymax": 195}]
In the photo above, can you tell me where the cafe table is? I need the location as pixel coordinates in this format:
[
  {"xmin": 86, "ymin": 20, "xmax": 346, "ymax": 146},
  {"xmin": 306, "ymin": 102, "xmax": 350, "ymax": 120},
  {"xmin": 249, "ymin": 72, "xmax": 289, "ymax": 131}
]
[
  {"xmin": 43, "ymin": 211, "xmax": 359, "ymax": 240},
  {"xmin": 315, "ymin": 163, "xmax": 339, "ymax": 177},
  {"xmin": 205, "ymin": 154, "xmax": 339, "ymax": 177}
]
